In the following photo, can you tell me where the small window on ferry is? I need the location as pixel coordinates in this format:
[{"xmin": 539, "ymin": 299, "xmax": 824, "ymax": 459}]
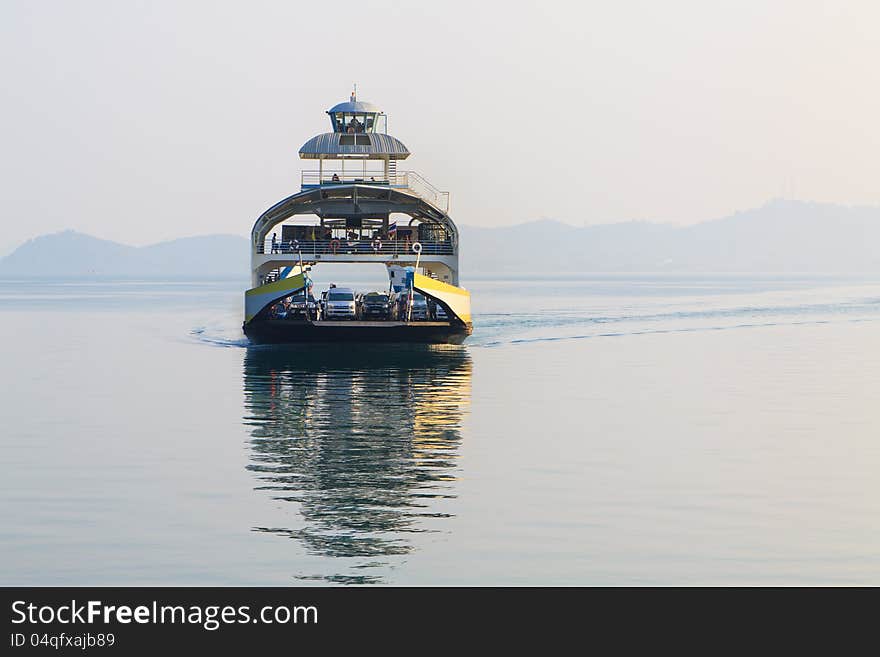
[
  {"xmin": 355, "ymin": 135, "xmax": 371, "ymax": 146},
  {"xmin": 339, "ymin": 135, "xmax": 355, "ymax": 146},
  {"xmin": 365, "ymin": 114, "xmax": 376, "ymax": 131}
]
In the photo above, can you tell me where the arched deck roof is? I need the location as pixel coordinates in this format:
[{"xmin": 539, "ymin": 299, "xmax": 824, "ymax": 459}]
[
  {"xmin": 299, "ymin": 133, "xmax": 410, "ymax": 159},
  {"xmin": 251, "ymin": 185, "xmax": 458, "ymax": 244}
]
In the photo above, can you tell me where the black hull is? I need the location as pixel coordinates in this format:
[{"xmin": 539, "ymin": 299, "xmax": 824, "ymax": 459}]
[{"xmin": 244, "ymin": 319, "xmax": 472, "ymax": 345}]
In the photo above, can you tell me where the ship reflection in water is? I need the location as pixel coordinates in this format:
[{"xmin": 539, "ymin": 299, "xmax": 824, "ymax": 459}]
[{"xmin": 242, "ymin": 344, "xmax": 472, "ymax": 583}]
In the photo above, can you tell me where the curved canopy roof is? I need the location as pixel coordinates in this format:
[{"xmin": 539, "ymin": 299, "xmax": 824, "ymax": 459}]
[
  {"xmin": 252, "ymin": 185, "xmax": 456, "ymax": 242},
  {"xmin": 299, "ymin": 132, "xmax": 410, "ymax": 160},
  {"xmin": 327, "ymin": 100, "xmax": 382, "ymax": 114}
]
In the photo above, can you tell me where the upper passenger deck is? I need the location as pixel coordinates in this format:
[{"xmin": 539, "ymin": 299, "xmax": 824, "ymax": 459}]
[
  {"xmin": 296, "ymin": 90, "xmax": 450, "ymax": 213},
  {"xmin": 299, "ymin": 170, "xmax": 449, "ymax": 214}
]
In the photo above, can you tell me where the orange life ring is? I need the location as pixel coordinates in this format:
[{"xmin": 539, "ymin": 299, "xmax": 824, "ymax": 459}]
[{"xmin": 329, "ymin": 239, "xmax": 340, "ymax": 254}]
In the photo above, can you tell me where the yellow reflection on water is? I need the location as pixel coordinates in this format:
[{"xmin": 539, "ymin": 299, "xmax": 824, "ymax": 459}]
[{"xmin": 242, "ymin": 344, "xmax": 472, "ymax": 583}]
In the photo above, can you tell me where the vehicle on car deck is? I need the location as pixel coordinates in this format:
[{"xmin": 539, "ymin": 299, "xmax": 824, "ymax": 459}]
[
  {"xmin": 288, "ymin": 292, "xmax": 318, "ymax": 319},
  {"xmin": 323, "ymin": 287, "xmax": 357, "ymax": 319},
  {"xmin": 408, "ymin": 292, "xmax": 429, "ymax": 320},
  {"xmin": 358, "ymin": 292, "xmax": 392, "ymax": 320}
]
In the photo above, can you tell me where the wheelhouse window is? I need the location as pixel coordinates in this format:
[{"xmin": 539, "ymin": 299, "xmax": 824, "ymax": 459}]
[{"xmin": 329, "ymin": 112, "xmax": 380, "ymax": 134}]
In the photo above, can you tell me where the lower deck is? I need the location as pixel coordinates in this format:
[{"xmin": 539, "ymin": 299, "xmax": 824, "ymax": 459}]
[
  {"xmin": 244, "ymin": 318, "xmax": 471, "ymax": 345},
  {"xmin": 318, "ymin": 320, "xmax": 452, "ymax": 327}
]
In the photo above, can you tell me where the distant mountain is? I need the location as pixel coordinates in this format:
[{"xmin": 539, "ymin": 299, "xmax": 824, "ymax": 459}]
[
  {"xmin": 0, "ymin": 231, "xmax": 250, "ymax": 278},
  {"xmin": 2, "ymin": 200, "xmax": 879, "ymax": 278},
  {"xmin": 459, "ymin": 200, "xmax": 880, "ymax": 274}
]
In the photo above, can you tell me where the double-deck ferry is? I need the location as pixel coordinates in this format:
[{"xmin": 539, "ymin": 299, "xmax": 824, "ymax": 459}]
[{"xmin": 243, "ymin": 91, "xmax": 472, "ymax": 344}]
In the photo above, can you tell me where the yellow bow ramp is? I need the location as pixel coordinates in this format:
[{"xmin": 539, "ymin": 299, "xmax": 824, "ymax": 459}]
[
  {"xmin": 245, "ymin": 272, "xmax": 307, "ymax": 323},
  {"xmin": 414, "ymin": 273, "xmax": 472, "ymax": 324}
]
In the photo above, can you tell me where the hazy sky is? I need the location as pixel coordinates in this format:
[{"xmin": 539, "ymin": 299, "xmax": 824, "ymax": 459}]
[{"xmin": 1, "ymin": 1, "xmax": 878, "ymax": 254}]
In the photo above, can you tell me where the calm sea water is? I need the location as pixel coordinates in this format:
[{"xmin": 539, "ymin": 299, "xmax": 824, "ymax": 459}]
[{"xmin": 2, "ymin": 275, "xmax": 880, "ymax": 585}]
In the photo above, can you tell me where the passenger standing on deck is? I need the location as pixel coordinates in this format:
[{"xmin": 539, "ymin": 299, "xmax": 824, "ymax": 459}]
[{"xmin": 271, "ymin": 233, "xmax": 278, "ymax": 253}]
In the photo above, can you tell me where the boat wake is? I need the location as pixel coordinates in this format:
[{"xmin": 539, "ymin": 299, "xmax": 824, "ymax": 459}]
[
  {"xmin": 190, "ymin": 326, "xmax": 250, "ymax": 348},
  {"xmin": 471, "ymin": 293, "xmax": 880, "ymax": 347},
  {"xmin": 479, "ymin": 317, "xmax": 880, "ymax": 347}
]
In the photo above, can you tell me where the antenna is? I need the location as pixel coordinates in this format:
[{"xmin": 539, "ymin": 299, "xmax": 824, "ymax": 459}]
[{"xmin": 351, "ymin": 83, "xmax": 357, "ymax": 102}]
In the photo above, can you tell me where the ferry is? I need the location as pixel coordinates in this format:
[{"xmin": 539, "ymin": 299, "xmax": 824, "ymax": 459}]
[{"xmin": 243, "ymin": 90, "xmax": 472, "ymax": 345}]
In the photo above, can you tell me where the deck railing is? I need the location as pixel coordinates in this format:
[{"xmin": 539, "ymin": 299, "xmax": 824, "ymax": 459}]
[
  {"xmin": 300, "ymin": 170, "xmax": 450, "ymax": 213},
  {"xmin": 257, "ymin": 238, "xmax": 454, "ymax": 257},
  {"xmin": 401, "ymin": 171, "xmax": 450, "ymax": 214}
]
